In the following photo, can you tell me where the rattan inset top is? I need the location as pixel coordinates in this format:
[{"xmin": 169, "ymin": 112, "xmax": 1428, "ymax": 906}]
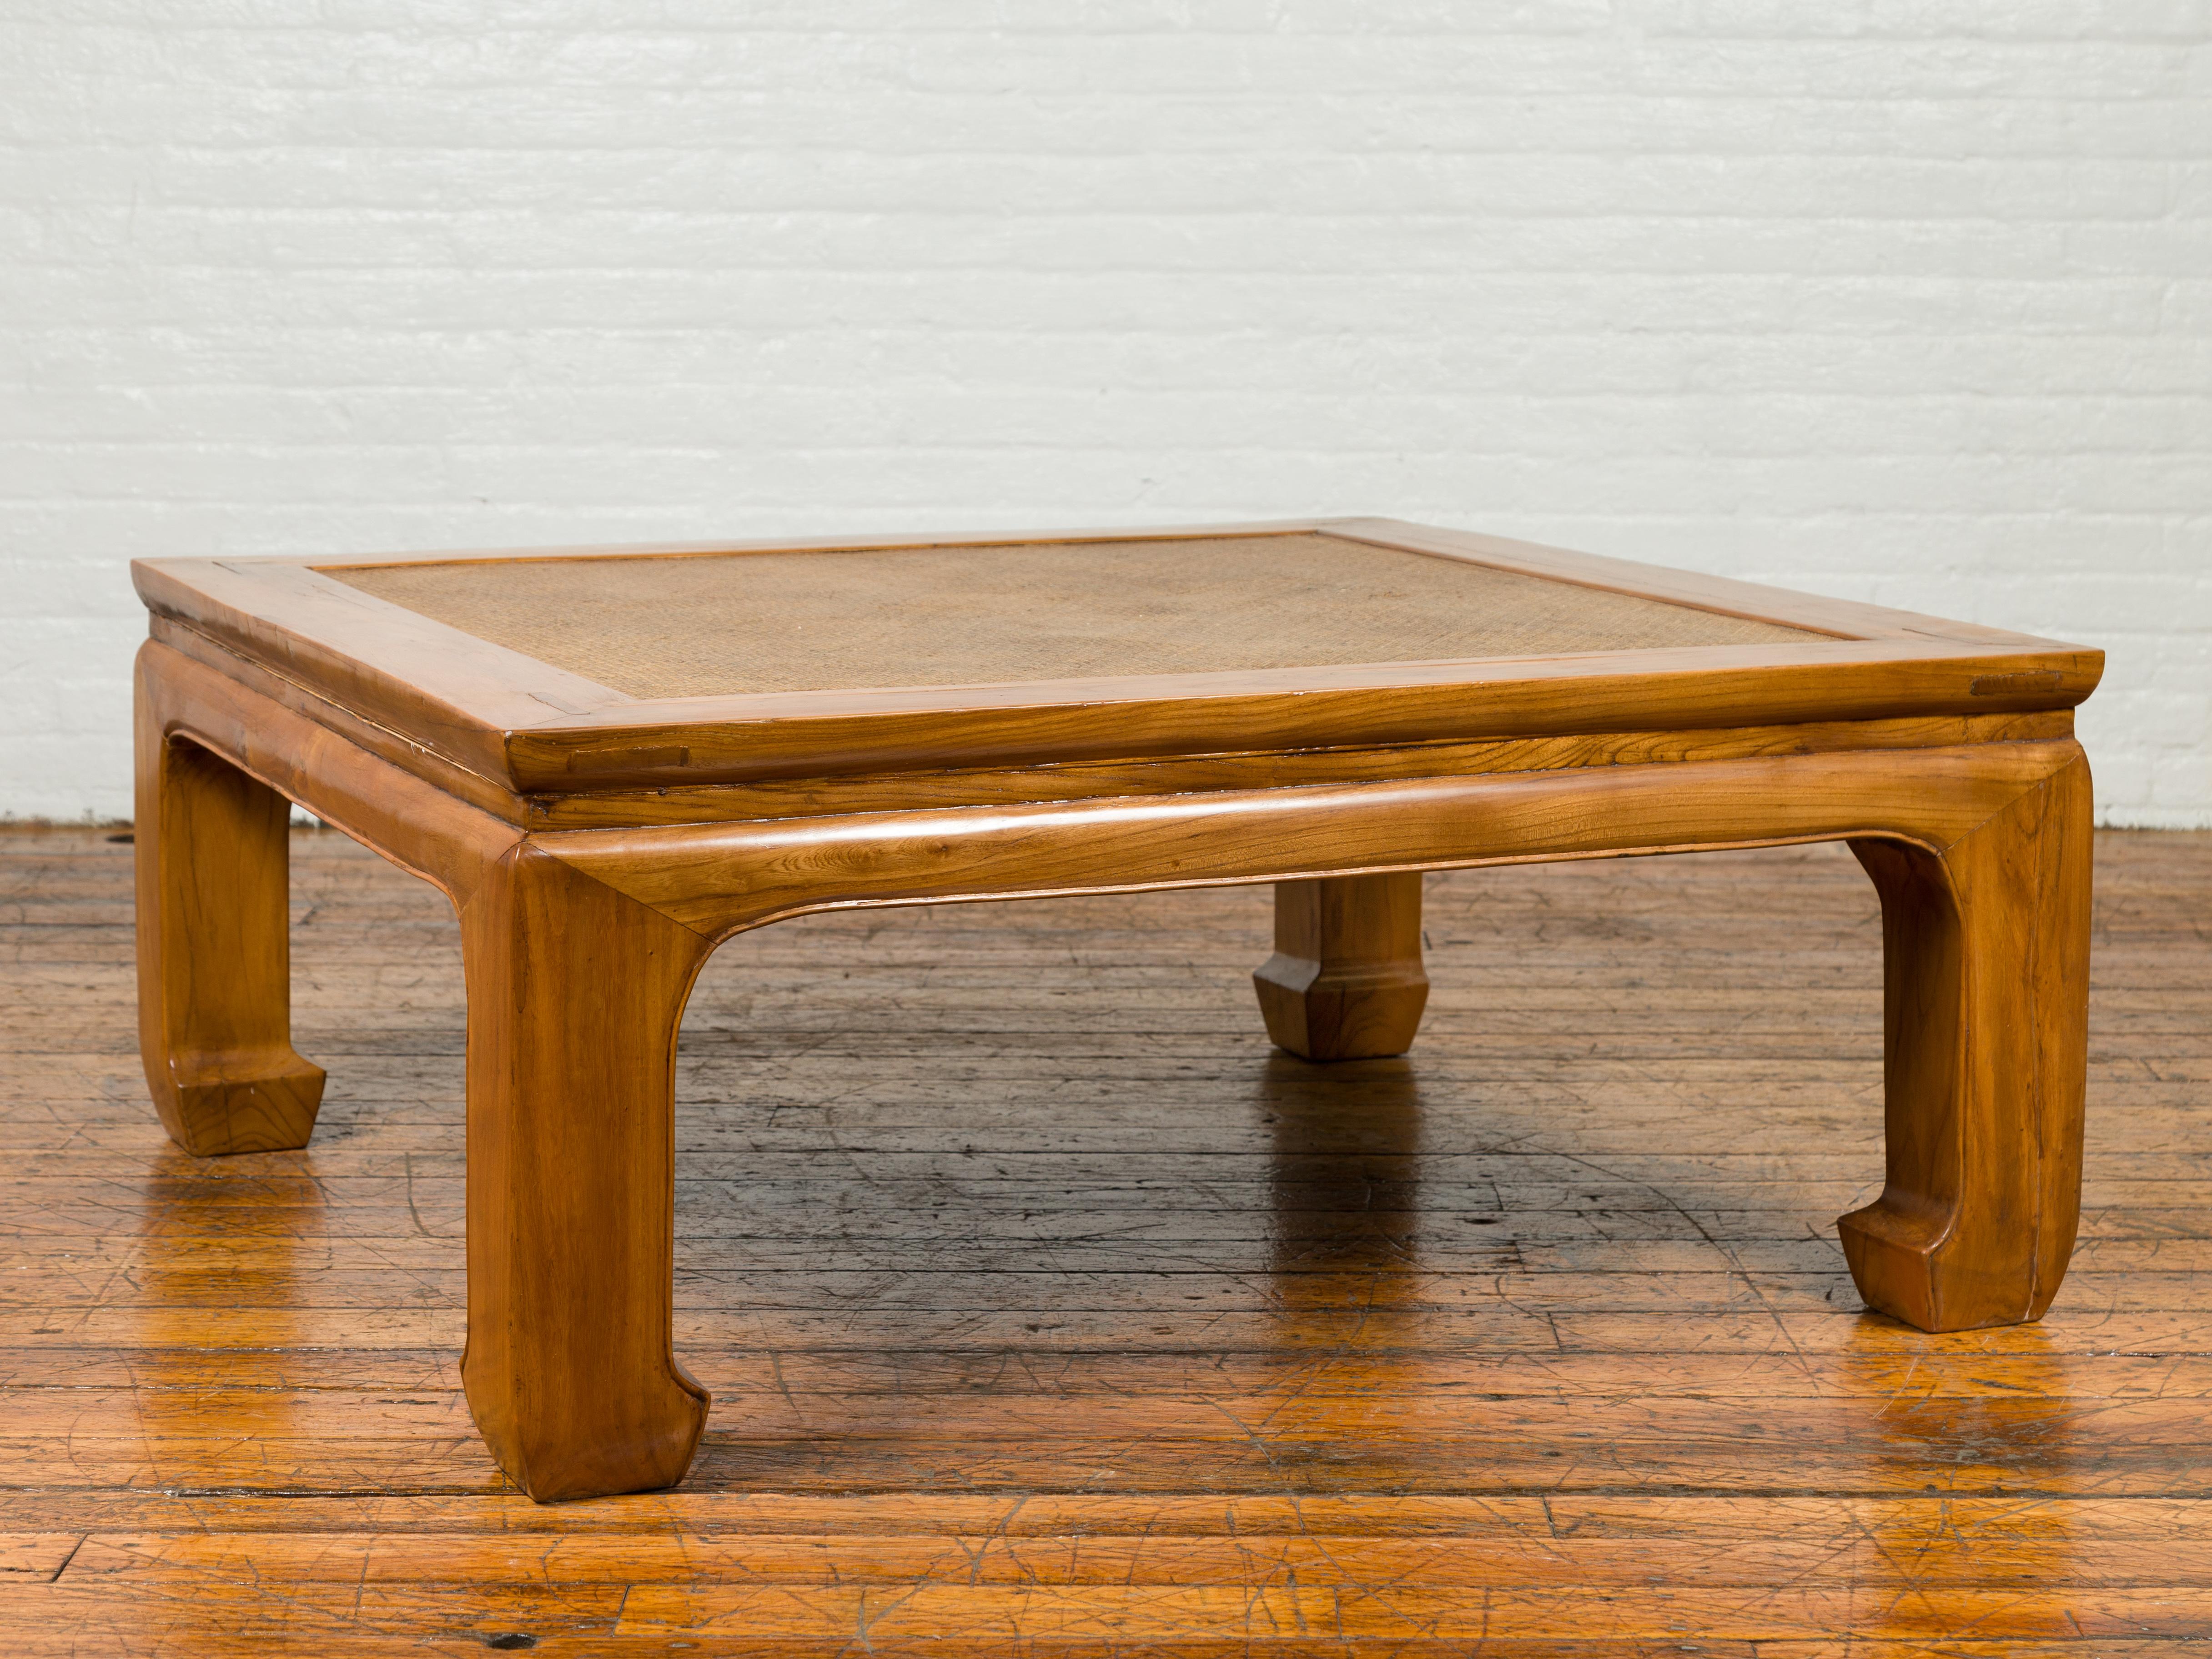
[{"xmin": 325, "ymin": 532, "xmax": 1817, "ymax": 701}]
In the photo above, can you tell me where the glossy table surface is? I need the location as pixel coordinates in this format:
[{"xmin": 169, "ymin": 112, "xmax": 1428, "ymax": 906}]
[{"xmin": 131, "ymin": 517, "xmax": 2099, "ymax": 803}]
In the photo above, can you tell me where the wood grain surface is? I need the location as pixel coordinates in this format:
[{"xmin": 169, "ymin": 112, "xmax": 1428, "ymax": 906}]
[
  {"xmin": 8, "ymin": 823, "xmax": 2210, "ymax": 1652},
  {"xmin": 131, "ymin": 518, "xmax": 2104, "ymax": 793},
  {"xmin": 136, "ymin": 630, "xmax": 2101, "ymax": 1499},
  {"xmin": 1254, "ymin": 873, "xmax": 1430, "ymax": 1060}
]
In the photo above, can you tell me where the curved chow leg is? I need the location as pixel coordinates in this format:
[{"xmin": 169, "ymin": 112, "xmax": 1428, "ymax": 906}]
[
  {"xmin": 1840, "ymin": 747, "xmax": 2094, "ymax": 1332},
  {"xmin": 458, "ymin": 842, "xmax": 714, "ymax": 1502},
  {"xmin": 1255, "ymin": 873, "xmax": 1430, "ymax": 1061},
  {"xmin": 135, "ymin": 653, "xmax": 325, "ymax": 1156}
]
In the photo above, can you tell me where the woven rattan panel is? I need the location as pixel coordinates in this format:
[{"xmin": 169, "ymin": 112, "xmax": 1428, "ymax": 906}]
[{"xmin": 327, "ymin": 533, "xmax": 1817, "ymax": 700}]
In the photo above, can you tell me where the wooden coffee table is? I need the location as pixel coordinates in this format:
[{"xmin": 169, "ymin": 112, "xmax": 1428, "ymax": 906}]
[{"xmin": 132, "ymin": 518, "xmax": 2099, "ymax": 1502}]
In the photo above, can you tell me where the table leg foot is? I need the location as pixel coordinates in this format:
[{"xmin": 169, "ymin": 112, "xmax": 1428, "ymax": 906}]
[
  {"xmin": 460, "ymin": 843, "xmax": 713, "ymax": 1502},
  {"xmin": 1838, "ymin": 746, "xmax": 2093, "ymax": 1332},
  {"xmin": 1255, "ymin": 872, "xmax": 1430, "ymax": 1061},
  {"xmin": 135, "ymin": 654, "xmax": 325, "ymax": 1156}
]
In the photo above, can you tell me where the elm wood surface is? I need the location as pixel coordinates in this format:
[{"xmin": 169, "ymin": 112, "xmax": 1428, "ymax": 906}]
[
  {"xmin": 1253, "ymin": 873, "xmax": 1431, "ymax": 1061},
  {"xmin": 132, "ymin": 516, "xmax": 2102, "ymax": 795},
  {"xmin": 7, "ymin": 827, "xmax": 2212, "ymax": 1653},
  {"xmin": 133, "ymin": 708, "xmax": 324, "ymax": 1156},
  {"xmin": 125, "ymin": 518, "xmax": 2104, "ymax": 1505}
]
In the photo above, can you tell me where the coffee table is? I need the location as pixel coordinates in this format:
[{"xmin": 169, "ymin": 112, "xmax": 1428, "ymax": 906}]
[{"xmin": 131, "ymin": 518, "xmax": 2099, "ymax": 1502}]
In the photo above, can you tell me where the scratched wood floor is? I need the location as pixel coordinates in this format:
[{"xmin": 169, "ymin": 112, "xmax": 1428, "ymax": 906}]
[{"xmin": 2, "ymin": 825, "xmax": 2210, "ymax": 1655}]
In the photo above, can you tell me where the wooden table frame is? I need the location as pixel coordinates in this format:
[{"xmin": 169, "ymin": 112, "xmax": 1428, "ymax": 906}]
[{"xmin": 131, "ymin": 518, "xmax": 2098, "ymax": 1502}]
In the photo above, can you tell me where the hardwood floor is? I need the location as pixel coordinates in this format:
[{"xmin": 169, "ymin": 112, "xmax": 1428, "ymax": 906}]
[{"xmin": 3, "ymin": 824, "xmax": 2208, "ymax": 1654}]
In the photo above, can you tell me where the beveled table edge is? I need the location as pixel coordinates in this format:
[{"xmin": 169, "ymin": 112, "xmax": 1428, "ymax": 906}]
[{"xmin": 132, "ymin": 516, "xmax": 2103, "ymax": 802}]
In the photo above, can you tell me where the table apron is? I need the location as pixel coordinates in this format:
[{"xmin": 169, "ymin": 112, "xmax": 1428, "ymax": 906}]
[
  {"xmin": 138, "ymin": 634, "xmax": 2081, "ymax": 947},
  {"xmin": 543, "ymin": 741, "xmax": 2082, "ymax": 945}
]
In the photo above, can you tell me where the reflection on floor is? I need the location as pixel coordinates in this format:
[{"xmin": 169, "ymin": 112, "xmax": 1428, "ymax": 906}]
[{"xmin": 3, "ymin": 826, "xmax": 2209, "ymax": 1651}]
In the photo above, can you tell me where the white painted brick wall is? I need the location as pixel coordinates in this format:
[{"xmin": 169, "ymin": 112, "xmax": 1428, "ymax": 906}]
[{"xmin": 5, "ymin": 3, "xmax": 2207, "ymax": 824}]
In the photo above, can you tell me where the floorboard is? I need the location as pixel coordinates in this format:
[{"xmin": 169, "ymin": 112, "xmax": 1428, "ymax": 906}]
[{"xmin": 2, "ymin": 824, "xmax": 2208, "ymax": 1654}]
